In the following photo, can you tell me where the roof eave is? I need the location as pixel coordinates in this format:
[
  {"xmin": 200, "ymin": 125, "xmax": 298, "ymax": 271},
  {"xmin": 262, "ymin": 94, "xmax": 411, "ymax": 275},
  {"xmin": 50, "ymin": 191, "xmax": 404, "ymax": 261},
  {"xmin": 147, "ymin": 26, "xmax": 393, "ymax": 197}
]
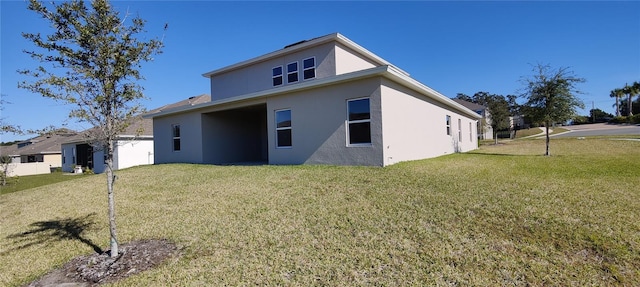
[{"xmin": 382, "ymin": 67, "xmax": 483, "ymax": 120}]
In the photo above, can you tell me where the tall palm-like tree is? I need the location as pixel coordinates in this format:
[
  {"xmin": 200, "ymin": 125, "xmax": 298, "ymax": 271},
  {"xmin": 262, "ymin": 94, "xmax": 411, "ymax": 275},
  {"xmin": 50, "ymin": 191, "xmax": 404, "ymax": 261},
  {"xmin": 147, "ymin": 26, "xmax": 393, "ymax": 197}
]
[
  {"xmin": 633, "ymin": 81, "xmax": 640, "ymax": 115},
  {"xmin": 610, "ymin": 88, "xmax": 624, "ymax": 117},
  {"xmin": 623, "ymin": 82, "xmax": 640, "ymax": 117}
]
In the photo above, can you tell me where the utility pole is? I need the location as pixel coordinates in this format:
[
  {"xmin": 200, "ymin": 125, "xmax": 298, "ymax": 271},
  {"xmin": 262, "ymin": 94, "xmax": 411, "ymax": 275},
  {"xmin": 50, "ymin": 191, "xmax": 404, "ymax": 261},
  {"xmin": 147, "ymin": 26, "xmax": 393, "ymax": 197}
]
[{"xmin": 592, "ymin": 101, "xmax": 595, "ymax": 123}]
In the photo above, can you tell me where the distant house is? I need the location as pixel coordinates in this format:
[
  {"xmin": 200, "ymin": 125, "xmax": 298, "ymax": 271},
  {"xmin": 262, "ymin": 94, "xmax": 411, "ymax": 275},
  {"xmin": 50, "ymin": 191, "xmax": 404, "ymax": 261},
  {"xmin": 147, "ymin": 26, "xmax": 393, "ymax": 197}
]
[
  {"xmin": 61, "ymin": 94, "xmax": 210, "ymax": 173},
  {"xmin": 146, "ymin": 33, "xmax": 481, "ymax": 166},
  {"xmin": 452, "ymin": 99, "xmax": 493, "ymax": 140},
  {"xmin": 0, "ymin": 129, "xmax": 77, "ymax": 176}
]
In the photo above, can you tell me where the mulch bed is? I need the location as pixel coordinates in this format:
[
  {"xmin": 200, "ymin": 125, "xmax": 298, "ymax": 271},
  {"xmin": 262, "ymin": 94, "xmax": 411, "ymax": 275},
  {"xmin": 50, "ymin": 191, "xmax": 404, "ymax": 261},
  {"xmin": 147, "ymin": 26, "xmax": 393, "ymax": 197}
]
[{"xmin": 27, "ymin": 239, "xmax": 178, "ymax": 286}]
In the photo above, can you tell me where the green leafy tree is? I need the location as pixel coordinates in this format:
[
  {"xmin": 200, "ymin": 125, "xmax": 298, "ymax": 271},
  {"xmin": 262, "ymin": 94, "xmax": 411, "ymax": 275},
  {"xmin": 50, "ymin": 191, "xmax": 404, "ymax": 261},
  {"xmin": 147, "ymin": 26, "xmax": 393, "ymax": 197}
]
[
  {"xmin": 521, "ymin": 64, "xmax": 585, "ymax": 156},
  {"xmin": 484, "ymin": 94, "xmax": 511, "ymax": 144},
  {"xmin": 455, "ymin": 93, "xmax": 474, "ymax": 102},
  {"xmin": 19, "ymin": 0, "xmax": 164, "ymax": 257},
  {"xmin": 589, "ymin": 108, "xmax": 613, "ymax": 123}
]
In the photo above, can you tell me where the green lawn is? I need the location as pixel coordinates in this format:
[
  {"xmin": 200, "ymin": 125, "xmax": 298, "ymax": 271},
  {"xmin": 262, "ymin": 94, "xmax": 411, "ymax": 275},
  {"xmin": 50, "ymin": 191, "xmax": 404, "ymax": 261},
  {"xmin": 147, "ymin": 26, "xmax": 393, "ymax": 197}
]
[
  {"xmin": 0, "ymin": 172, "xmax": 94, "ymax": 195},
  {"xmin": 1, "ymin": 138, "xmax": 638, "ymax": 286}
]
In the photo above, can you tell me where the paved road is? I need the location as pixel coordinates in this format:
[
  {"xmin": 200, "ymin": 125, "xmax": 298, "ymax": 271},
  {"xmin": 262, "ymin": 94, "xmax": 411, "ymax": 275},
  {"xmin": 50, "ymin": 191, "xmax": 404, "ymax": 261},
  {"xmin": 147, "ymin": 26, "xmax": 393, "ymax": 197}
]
[{"xmin": 551, "ymin": 123, "xmax": 640, "ymax": 138}]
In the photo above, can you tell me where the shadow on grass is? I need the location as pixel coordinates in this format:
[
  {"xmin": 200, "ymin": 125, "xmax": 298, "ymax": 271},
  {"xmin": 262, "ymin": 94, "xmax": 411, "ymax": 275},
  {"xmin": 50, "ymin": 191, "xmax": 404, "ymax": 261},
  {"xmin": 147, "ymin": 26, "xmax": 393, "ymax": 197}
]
[
  {"xmin": 467, "ymin": 152, "xmax": 543, "ymax": 157},
  {"xmin": 4, "ymin": 213, "xmax": 103, "ymax": 254}
]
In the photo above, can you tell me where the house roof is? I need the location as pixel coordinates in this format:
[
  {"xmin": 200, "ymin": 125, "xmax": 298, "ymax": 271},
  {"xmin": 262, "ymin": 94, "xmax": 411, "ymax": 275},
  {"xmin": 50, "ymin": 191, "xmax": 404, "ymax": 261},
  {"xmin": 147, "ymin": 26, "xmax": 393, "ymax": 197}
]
[
  {"xmin": 202, "ymin": 33, "xmax": 411, "ymax": 78},
  {"xmin": 147, "ymin": 94, "xmax": 211, "ymax": 115},
  {"xmin": 62, "ymin": 94, "xmax": 211, "ymax": 145},
  {"xmin": 452, "ymin": 99, "xmax": 487, "ymax": 112},
  {"xmin": 0, "ymin": 129, "xmax": 78, "ymax": 156},
  {"xmin": 146, "ymin": 66, "xmax": 482, "ymax": 120}
]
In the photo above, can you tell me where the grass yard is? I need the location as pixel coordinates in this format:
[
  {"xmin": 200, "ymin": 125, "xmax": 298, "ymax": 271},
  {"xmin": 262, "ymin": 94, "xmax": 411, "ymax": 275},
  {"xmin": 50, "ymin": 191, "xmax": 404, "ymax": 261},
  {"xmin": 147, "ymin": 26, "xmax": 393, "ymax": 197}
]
[
  {"xmin": 0, "ymin": 172, "xmax": 94, "ymax": 195},
  {"xmin": 512, "ymin": 127, "xmax": 570, "ymax": 139},
  {"xmin": 1, "ymin": 138, "xmax": 639, "ymax": 286}
]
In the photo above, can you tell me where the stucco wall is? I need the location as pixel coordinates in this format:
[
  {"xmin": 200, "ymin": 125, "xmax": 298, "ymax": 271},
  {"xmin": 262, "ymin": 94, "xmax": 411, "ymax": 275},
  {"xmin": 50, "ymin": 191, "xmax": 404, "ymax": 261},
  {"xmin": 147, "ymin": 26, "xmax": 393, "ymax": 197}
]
[
  {"xmin": 2, "ymin": 162, "xmax": 51, "ymax": 177},
  {"xmin": 114, "ymin": 139, "xmax": 154, "ymax": 170},
  {"xmin": 210, "ymin": 42, "xmax": 336, "ymax": 101},
  {"xmin": 92, "ymin": 149, "xmax": 105, "ymax": 174},
  {"xmin": 153, "ymin": 112, "xmax": 204, "ymax": 164},
  {"xmin": 61, "ymin": 143, "xmax": 75, "ymax": 172},
  {"xmin": 267, "ymin": 77, "xmax": 384, "ymax": 166},
  {"xmin": 380, "ymin": 79, "xmax": 478, "ymax": 165},
  {"xmin": 334, "ymin": 43, "xmax": 378, "ymax": 75},
  {"xmin": 43, "ymin": 154, "xmax": 61, "ymax": 167}
]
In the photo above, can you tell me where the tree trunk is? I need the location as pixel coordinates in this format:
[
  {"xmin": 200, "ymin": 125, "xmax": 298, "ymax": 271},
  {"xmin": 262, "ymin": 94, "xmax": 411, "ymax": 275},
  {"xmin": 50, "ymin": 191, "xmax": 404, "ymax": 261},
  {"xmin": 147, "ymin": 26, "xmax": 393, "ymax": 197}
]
[
  {"xmin": 615, "ymin": 97, "xmax": 620, "ymax": 117},
  {"xmin": 545, "ymin": 123, "xmax": 550, "ymax": 156},
  {"xmin": 106, "ymin": 140, "xmax": 118, "ymax": 257},
  {"xmin": 629, "ymin": 94, "xmax": 633, "ymax": 117},
  {"xmin": 494, "ymin": 130, "xmax": 498, "ymax": 145}
]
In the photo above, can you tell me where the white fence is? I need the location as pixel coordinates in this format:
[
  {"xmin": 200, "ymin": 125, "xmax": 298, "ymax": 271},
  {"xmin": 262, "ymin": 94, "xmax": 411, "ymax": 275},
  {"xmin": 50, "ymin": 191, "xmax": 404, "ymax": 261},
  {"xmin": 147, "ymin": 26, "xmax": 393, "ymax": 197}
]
[{"xmin": 1, "ymin": 162, "xmax": 52, "ymax": 177}]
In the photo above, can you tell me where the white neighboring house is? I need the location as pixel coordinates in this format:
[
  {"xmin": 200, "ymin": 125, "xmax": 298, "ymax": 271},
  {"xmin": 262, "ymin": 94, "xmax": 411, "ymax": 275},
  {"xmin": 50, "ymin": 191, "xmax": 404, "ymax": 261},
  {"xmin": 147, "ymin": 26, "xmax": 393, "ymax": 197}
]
[
  {"xmin": 452, "ymin": 99, "xmax": 493, "ymax": 140},
  {"xmin": 61, "ymin": 95, "xmax": 210, "ymax": 173},
  {"xmin": 146, "ymin": 33, "xmax": 482, "ymax": 167}
]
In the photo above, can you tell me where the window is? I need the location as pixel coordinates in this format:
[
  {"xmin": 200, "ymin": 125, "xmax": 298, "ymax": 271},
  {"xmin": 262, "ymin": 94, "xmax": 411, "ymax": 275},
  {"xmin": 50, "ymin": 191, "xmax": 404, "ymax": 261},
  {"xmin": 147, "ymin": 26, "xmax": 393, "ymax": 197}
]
[
  {"xmin": 347, "ymin": 98, "xmax": 371, "ymax": 145},
  {"xmin": 272, "ymin": 66, "xmax": 283, "ymax": 86},
  {"xmin": 172, "ymin": 125, "xmax": 181, "ymax": 151},
  {"xmin": 275, "ymin": 109, "xmax": 292, "ymax": 148},
  {"xmin": 303, "ymin": 57, "xmax": 315, "ymax": 80},
  {"xmin": 446, "ymin": 115, "xmax": 451, "ymax": 135},
  {"xmin": 458, "ymin": 118, "xmax": 462, "ymax": 141},
  {"xmin": 287, "ymin": 62, "xmax": 299, "ymax": 83},
  {"xmin": 62, "ymin": 150, "xmax": 66, "ymax": 164},
  {"xmin": 469, "ymin": 122, "xmax": 473, "ymax": 141}
]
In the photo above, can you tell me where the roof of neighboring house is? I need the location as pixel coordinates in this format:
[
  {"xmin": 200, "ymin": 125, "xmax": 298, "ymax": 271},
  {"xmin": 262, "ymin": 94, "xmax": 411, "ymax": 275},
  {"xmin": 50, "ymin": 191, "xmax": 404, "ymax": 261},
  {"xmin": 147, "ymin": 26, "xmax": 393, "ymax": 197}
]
[
  {"xmin": 452, "ymin": 99, "xmax": 487, "ymax": 112},
  {"xmin": 0, "ymin": 144, "xmax": 19, "ymax": 157},
  {"xmin": 147, "ymin": 66, "xmax": 482, "ymax": 120},
  {"xmin": 62, "ymin": 94, "xmax": 211, "ymax": 145},
  {"xmin": 0, "ymin": 129, "xmax": 78, "ymax": 156},
  {"xmin": 202, "ymin": 33, "xmax": 411, "ymax": 78},
  {"xmin": 148, "ymin": 94, "xmax": 211, "ymax": 114}
]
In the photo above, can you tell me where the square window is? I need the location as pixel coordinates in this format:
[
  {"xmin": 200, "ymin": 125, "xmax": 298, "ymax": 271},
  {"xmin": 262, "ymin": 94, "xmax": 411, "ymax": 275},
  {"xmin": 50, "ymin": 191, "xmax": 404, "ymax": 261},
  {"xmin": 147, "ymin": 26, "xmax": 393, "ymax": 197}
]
[
  {"xmin": 277, "ymin": 130, "xmax": 292, "ymax": 147},
  {"xmin": 348, "ymin": 122, "xmax": 371, "ymax": 144},
  {"xmin": 347, "ymin": 98, "xmax": 371, "ymax": 145},
  {"xmin": 275, "ymin": 109, "xmax": 292, "ymax": 148},
  {"xmin": 273, "ymin": 66, "xmax": 283, "ymax": 77},
  {"xmin": 273, "ymin": 77, "xmax": 283, "ymax": 86}
]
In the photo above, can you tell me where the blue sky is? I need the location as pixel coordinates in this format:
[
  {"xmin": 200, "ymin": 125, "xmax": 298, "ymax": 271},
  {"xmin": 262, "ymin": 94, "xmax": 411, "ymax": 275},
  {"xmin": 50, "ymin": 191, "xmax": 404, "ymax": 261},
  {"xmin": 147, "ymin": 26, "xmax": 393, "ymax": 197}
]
[{"xmin": 1, "ymin": 1, "xmax": 639, "ymax": 142}]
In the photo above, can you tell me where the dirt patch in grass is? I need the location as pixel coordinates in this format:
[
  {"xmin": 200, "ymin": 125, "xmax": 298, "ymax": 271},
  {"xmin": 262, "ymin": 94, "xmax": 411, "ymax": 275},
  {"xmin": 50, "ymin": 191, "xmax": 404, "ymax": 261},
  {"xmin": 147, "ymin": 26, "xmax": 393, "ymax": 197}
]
[{"xmin": 27, "ymin": 239, "xmax": 178, "ymax": 286}]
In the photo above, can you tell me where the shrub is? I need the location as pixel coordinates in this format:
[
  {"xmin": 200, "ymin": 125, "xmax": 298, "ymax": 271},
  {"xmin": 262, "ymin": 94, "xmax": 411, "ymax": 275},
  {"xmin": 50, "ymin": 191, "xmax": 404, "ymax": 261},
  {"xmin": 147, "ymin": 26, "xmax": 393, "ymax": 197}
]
[{"xmin": 609, "ymin": 116, "xmax": 628, "ymax": 124}]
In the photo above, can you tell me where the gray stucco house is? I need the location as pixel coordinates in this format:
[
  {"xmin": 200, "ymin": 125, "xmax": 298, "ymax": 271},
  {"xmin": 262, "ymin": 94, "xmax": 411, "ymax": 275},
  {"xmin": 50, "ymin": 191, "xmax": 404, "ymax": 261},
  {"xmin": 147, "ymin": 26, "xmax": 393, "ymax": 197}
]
[{"xmin": 146, "ymin": 33, "xmax": 481, "ymax": 166}]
